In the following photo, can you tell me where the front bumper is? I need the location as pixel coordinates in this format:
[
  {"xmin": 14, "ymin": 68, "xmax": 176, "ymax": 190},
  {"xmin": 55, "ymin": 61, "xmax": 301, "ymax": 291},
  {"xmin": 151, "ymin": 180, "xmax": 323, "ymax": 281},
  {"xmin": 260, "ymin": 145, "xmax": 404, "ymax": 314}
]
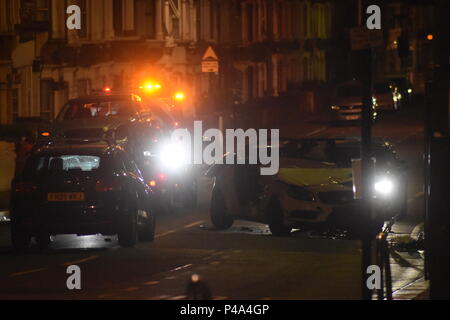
[{"xmin": 12, "ymin": 201, "xmax": 122, "ymax": 236}]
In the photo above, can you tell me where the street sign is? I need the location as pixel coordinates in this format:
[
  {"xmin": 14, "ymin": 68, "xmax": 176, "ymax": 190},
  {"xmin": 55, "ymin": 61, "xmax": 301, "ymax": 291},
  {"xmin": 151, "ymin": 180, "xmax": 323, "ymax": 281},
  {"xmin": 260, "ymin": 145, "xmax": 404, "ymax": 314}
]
[
  {"xmin": 202, "ymin": 46, "xmax": 219, "ymax": 73},
  {"xmin": 202, "ymin": 46, "xmax": 219, "ymax": 60},
  {"xmin": 201, "ymin": 60, "xmax": 219, "ymax": 73},
  {"xmin": 350, "ymin": 27, "xmax": 384, "ymax": 50}
]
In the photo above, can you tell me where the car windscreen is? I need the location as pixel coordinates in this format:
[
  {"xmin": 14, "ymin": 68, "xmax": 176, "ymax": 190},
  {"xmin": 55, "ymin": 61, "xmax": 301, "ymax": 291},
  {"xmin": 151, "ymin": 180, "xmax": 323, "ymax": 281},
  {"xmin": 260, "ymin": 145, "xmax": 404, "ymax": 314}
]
[
  {"xmin": 280, "ymin": 140, "xmax": 336, "ymax": 162},
  {"xmin": 57, "ymin": 100, "xmax": 136, "ymax": 120},
  {"xmin": 336, "ymin": 85, "xmax": 362, "ymax": 98},
  {"xmin": 142, "ymin": 99, "xmax": 175, "ymax": 124},
  {"xmin": 24, "ymin": 154, "xmax": 103, "ymax": 175}
]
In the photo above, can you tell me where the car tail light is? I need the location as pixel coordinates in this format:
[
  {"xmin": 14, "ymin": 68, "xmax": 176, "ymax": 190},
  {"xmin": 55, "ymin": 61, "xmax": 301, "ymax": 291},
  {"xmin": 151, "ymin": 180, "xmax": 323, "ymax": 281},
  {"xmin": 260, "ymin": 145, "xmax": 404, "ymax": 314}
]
[
  {"xmin": 40, "ymin": 131, "xmax": 51, "ymax": 137},
  {"xmin": 95, "ymin": 179, "xmax": 121, "ymax": 192},
  {"xmin": 13, "ymin": 182, "xmax": 37, "ymax": 193}
]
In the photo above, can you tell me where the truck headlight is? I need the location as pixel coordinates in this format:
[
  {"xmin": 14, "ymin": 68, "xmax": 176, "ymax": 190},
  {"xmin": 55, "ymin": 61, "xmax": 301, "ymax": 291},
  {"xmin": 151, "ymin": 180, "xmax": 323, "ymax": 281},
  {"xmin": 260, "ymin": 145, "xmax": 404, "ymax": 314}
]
[
  {"xmin": 160, "ymin": 143, "xmax": 189, "ymax": 171},
  {"xmin": 374, "ymin": 177, "xmax": 394, "ymax": 196}
]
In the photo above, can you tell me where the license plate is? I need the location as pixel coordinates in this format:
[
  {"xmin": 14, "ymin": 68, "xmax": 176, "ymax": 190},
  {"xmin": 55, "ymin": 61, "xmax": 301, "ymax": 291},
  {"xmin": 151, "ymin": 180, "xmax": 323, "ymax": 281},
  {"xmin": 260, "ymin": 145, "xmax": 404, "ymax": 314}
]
[{"xmin": 48, "ymin": 192, "xmax": 85, "ymax": 202}]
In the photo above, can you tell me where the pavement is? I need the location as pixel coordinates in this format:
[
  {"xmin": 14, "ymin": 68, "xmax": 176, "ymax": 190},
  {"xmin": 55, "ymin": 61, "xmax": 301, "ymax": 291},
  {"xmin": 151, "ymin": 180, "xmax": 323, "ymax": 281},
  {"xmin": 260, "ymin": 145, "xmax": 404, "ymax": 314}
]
[
  {"xmin": 0, "ymin": 107, "xmax": 428, "ymax": 300},
  {"xmin": 282, "ymin": 107, "xmax": 429, "ymax": 300}
]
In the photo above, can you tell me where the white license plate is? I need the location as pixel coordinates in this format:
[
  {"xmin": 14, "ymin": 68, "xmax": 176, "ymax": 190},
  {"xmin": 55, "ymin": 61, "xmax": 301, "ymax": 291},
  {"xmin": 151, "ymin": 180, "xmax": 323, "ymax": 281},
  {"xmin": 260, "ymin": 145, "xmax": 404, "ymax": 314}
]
[{"xmin": 48, "ymin": 192, "xmax": 85, "ymax": 202}]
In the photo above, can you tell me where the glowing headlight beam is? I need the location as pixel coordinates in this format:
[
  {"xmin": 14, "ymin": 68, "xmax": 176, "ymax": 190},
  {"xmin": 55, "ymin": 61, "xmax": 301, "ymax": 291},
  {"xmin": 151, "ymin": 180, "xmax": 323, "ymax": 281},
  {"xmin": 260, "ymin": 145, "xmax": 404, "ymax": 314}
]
[
  {"xmin": 160, "ymin": 143, "xmax": 189, "ymax": 171},
  {"xmin": 374, "ymin": 178, "xmax": 394, "ymax": 196}
]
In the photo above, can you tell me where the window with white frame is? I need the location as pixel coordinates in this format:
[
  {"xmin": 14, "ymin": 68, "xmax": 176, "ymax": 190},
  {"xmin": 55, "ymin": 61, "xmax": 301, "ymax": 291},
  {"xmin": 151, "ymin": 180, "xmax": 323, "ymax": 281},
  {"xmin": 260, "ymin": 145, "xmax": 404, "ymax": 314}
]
[{"xmin": 40, "ymin": 79, "xmax": 54, "ymax": 120}]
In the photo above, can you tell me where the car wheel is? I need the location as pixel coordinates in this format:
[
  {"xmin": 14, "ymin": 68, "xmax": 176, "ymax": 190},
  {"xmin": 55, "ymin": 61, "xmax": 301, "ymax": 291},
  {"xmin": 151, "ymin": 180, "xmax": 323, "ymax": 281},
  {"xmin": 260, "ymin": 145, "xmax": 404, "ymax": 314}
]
[
  {"xmin": 138, "ymin": 211, "xmax": 155, "ymax": 242},
  {"xmin": 267, "ymin": 197, "xmax": 292, "ymax": 237},
  {"xmin": 210, "ymin": 188, "xmax": 234, "ymax": 230},
  {"xmin": 11, "ymin": 222, "xmax": 31, "ymax": 252},
  {"xmin": 118, "ymin": 206, "xmax": 138, "ymax": 247}
]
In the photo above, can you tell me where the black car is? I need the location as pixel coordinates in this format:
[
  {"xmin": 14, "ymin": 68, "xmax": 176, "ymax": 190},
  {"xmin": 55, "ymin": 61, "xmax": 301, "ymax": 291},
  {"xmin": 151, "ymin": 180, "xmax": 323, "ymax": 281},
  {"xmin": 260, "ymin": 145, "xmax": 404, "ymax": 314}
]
[{"xmin": 10, "ymin": 141, "xmax": 156, "ymax": 251}]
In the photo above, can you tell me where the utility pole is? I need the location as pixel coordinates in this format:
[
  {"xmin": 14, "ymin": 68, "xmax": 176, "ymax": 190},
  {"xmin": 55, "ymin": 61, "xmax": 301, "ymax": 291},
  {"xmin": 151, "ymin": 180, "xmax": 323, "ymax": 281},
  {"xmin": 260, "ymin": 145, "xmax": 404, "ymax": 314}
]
[
  {"xmin": 425, "ymin": 0, "xmax": 450, "ymax": 299},
  {"xmin": 360, "ymin": 45, "xmax": 374, "ymax": 300},
  {"xmin": 350, "ymin": 0, "xmax": 379, "ymax": 300}
]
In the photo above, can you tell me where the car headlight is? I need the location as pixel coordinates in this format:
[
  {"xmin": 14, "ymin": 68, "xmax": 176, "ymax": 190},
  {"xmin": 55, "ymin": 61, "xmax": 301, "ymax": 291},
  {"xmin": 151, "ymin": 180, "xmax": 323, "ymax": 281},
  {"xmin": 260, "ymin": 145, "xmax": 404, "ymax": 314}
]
[
  {"xmin": 374, "ymin": 177, "xmax": 394, "ymax": 196},
  {"xmin": 331, "ymin": 105, "xmax": 340, "ymax": 110},
  {"xmin": 160, "ymin": 143, "xmax": 189, "ymax": 171}
]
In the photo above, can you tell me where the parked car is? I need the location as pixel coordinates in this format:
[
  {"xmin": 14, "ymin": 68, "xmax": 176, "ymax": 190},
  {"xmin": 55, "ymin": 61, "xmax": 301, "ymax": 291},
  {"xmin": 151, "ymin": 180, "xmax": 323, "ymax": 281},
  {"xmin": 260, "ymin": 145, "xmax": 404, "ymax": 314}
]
[
  {"xmin": 10, "ymin": 140, "xmax": 157, "ymax": 251},
  {"xmin": 207, "ymin": 138, "xmax": 406, "ymax": 237},
  {"xmin": 330, "ymin": 81, "xmax": 377, "ymax": 122},
  {"xmin": 374, "ymin": 82, "xmax": 401, "ymax": 111},
  {"xmin": 207, "ymin": 154, "xmax": 363, "ymax": 237}
]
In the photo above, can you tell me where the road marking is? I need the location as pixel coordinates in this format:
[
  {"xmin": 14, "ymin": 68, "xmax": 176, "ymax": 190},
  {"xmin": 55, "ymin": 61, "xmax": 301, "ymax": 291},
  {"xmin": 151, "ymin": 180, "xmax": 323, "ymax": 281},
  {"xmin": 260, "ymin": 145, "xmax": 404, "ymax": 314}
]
[
  {"xmin": 213, "ymin": 296, "xmax": 228, "ymax": 300},
  {"xmin": 144, "ymin": 281, "xmax": 159, "ymax": 286},
  {"xmin": 97, "ymin": 293, "xmax": 115, "ymax": 298},
  {"xmin": 183, "ymin": 220, "xmax": 205, "ymax": 229},
  {"xmin": 9, "ymin": 267, "xmax": 48, "ymax": 277},
  {"xmin": 124, "ymin": 286, "xmax": 139, "ymax": 292},
  {"xmin": 153, "ymin": 295, "xmax": 170, "ymax": 300},
  {"xmin": 155, "ymin": 230, "xmax": 176, "ymax": 238},
  {"xmin": 169, "ymin": 264, "xmax": 193, "ymax": 272},
  {"xmin": 169, "ymin": 295, "xmax": 186, "ymax": 300},
  {"xmin": 305, "ymin": 126, "xmax": 328, "ymax": 137},
  {"xmin": 165, "ymin": 276, "xmax": 177, "ymax": 280},
  {"xmin": 197, "ymin": 266, "xmax": 209, "ymax": 270},
  {"xmin": 62, "ymin": 255, "xmax": 98, "ymax": 266}
]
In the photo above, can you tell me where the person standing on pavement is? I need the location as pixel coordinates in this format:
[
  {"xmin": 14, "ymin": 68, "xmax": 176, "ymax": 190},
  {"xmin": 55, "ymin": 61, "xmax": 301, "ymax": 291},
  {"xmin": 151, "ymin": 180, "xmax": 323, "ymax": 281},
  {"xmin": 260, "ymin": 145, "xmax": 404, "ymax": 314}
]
[{"xmin": 14, "ymin": 132, "xmax": 34, "ymax": 176}]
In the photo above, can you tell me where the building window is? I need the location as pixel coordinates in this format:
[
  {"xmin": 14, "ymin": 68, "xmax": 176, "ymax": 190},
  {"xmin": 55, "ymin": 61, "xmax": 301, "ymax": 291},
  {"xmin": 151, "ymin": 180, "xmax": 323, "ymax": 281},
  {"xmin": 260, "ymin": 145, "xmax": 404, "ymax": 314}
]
[
  {"xmin": 11, "ymin": 88, "xmax": 19, "ymax": 122},
  {"xmin": 134, "ymin": 0, "xmax": 156, "ymax": 39},
  {"xmin": 247, "ymin": 3, "xmax": 253, "ymax": 42},
  {"xmin": 247, "ymin": 66, "xmax": 254, "ymax": 101},
  {"xmin": 77, "ymin": 79, "xmax": 91, "ymax": 97},
  {"xmin": 113, "ymin": 0, "xmax": 123, "ymax": 36},
  {"xmin": 20, "ymin": 0, "xmax": 49, "ymax": 23},
  {"xmin": 35, "ymin": 0, "xmax": 50, "ymax": 22},
  {"xmin": 40, "ymin": 80, "xmax": 54, "ymax": 120}
]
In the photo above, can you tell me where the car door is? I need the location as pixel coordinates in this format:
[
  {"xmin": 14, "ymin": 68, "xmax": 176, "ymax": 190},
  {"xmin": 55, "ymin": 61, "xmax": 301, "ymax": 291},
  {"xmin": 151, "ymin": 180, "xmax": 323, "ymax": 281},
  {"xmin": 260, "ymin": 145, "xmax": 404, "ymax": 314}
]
[
  {"xmin": 233, "ymin": 164, "xmax": 262, "ymax": 220},
  {"xmin": 121, "ymin": 152, "xmax": 150, "ymax": 212}
]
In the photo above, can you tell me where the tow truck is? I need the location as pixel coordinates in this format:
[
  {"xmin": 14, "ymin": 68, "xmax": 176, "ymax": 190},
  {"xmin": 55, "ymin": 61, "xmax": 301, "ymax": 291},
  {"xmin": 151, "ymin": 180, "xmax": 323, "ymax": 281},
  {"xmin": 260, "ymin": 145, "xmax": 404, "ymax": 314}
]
[{"xmin": 37, "ymin": 84, "xmax": 197, "ymax": 214}]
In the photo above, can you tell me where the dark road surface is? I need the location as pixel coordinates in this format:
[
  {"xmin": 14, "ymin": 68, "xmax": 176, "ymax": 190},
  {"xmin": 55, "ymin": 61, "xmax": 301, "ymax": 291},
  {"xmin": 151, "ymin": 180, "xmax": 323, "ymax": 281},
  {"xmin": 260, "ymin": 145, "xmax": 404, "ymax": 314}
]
[{"xmin": 0, "ymin": 108, "xmax": 424, "ymax": 300}]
